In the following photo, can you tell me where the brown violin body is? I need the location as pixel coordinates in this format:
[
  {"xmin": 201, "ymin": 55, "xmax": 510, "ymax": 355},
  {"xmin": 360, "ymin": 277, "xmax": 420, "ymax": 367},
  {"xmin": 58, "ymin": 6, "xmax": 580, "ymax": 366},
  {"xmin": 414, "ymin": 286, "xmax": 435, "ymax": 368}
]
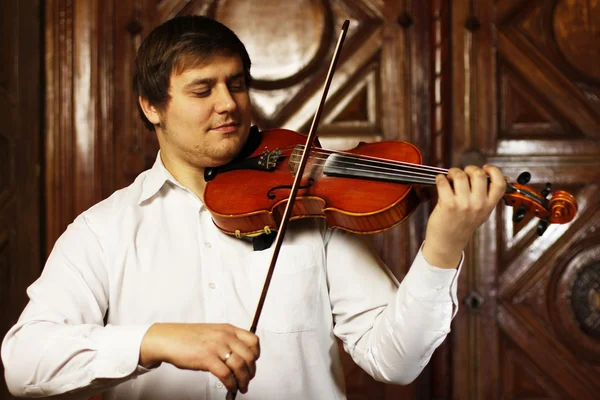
[{"xmin": 204, "ymin": 128, "xmax": 424, "ymax": 237}]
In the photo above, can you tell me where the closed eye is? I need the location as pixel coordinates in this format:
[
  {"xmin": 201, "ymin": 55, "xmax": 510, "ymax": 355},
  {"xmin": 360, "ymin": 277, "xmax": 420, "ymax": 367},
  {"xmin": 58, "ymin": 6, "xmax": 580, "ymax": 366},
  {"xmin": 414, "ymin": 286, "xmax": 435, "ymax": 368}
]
[
  {"xmin": 228, "ymin": 82, "xmax": 246, "ymax": 92},
  {"xmin": 192, "ymin": 90, "xmax": 211, "ymax": 97}
]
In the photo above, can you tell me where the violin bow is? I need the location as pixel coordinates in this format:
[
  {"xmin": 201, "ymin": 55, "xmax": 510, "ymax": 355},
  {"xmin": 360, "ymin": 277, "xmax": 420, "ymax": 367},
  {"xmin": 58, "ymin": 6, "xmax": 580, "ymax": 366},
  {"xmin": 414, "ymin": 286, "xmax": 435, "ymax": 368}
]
[{"xmin": 226, "ymin": 19, "xmax": 350, "ymax": 400}]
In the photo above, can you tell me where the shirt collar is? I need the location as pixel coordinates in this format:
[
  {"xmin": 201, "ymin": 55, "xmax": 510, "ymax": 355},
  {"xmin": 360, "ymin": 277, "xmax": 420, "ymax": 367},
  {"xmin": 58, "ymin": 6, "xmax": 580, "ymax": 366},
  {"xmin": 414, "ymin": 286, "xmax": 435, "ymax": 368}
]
[{"xmin": 137, "ymin": 151, "xmax": 176, "ymax": 204}]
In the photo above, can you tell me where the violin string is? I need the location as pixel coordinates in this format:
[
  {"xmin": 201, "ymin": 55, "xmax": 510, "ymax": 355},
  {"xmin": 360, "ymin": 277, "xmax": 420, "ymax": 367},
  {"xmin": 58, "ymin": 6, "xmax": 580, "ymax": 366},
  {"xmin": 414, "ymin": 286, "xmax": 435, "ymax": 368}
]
[
  {"xmin": 278, "ymin": 146, "xmax": 449, "ymax": 177},
  {"xmin": 279, "ymin": 145, "xmax": 448, "ymax": 173},
  {"xmin": 287, "ymin": 152, "xmax": 443, "ymax": 182},
  {"xmin": 277, "ymin": 145, "xmax": 516, "ymax": 191},
  {"xmin": 288, "ymin": 157, "xmax": 438, "ymax": 185},
  {"xmin": 263, "ymin": 145, "xmax": 441, "ymax": 183},
  {"xmin": 286, "ymin": 152, "xmax": 517, "ymax": 192},
  {"xmin": 274, "ymin": 145, "xmax": 521, "ymax": 193},
  {"xmin": 280, "ymin": 148, "xmax": 447, "ymax": 175},
  {"xmin": 324, "ymin": 147, "xmax": 449, "ymax": 174},
  {"xmin": 288, "ymin": 156, "xmax": 439, "ymax": 183}
]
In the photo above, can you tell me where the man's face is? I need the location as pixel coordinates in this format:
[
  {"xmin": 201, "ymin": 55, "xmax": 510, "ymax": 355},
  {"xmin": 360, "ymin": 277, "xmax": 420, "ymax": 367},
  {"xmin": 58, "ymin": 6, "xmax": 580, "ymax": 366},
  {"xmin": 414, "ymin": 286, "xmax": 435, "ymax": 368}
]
[{"xmin": 154, "ymin": 54, "xmax": 252, "ymax": 169}]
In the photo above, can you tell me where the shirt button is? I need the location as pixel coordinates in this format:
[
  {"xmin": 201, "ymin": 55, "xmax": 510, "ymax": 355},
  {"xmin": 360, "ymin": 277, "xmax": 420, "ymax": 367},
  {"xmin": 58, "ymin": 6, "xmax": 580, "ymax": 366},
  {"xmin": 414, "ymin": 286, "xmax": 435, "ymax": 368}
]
[
  {"xmin": 205, "ymin": 242, "xmax": 212, "ymax": 248},
  {"xmin": 209, "ymin": 283, "xmax": 216, "ymax": 289},
  {"xmin": 216, "ymin": 382, "xmax": 224, "ymax": 389}
]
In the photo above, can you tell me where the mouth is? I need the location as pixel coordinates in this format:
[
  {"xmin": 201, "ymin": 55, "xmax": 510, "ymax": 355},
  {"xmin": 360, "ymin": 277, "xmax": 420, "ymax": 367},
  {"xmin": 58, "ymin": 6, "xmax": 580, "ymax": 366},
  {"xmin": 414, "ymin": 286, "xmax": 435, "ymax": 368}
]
[{"xmin": 210, "ymin": 122, "xmax": 239, "ymax": 134}]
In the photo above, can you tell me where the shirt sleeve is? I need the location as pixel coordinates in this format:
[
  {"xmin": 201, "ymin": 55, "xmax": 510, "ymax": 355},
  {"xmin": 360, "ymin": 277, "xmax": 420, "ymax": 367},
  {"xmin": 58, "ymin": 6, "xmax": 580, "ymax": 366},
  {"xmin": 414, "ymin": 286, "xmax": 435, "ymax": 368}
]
[
  {"xmin": 1, "ymin": 214, "xmax": 153, "ymax": 399},
  {"xmin": 326, "ymin": 229, "xmax": 462, "ymax": 385}
]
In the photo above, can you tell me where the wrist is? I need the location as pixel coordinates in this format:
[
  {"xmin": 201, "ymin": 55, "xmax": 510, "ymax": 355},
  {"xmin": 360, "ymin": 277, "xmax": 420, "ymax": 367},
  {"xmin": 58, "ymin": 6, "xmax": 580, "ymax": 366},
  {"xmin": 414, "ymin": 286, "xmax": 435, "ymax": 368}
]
[
  {"xmin": 139, "ymin": 323, "xmax": 165, "ymax": 368},
  {"xmin": 422, "ymin": 240, "xmax": 463, "ymax": 269}
]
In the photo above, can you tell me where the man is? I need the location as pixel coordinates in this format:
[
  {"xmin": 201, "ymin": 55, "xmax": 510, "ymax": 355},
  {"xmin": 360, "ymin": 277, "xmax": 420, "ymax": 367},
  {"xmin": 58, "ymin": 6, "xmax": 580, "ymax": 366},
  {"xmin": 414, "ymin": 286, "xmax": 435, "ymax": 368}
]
[{"xmin": 2, "ymin": 15, "xmax": 506, "ymax": 399}]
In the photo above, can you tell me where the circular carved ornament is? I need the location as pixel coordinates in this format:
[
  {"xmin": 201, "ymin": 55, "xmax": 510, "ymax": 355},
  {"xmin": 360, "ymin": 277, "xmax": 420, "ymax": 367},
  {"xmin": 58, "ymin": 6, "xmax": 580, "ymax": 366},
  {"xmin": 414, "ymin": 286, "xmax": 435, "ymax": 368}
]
[
  {"xmin": 570, "ymin": 262, "xmax": 600, "ymax": 340},
  {"xmin": 215, "ymin": 0, "xmax": 333, "ymax": 90},
  {"xmin": 551, "ymin": 0, "xmax": 600, "ymax": 83},
  {"xmin": 548, "ymin": 238, "xmax": 600, "ymax": 363}
]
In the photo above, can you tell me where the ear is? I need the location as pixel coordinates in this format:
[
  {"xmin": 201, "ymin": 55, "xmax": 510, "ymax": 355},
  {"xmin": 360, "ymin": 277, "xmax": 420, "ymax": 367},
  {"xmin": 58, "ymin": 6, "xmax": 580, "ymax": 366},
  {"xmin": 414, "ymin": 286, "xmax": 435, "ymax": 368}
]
[{"xmin": 138, "ymin": 96, "xmax": 162, "ymax": 126}]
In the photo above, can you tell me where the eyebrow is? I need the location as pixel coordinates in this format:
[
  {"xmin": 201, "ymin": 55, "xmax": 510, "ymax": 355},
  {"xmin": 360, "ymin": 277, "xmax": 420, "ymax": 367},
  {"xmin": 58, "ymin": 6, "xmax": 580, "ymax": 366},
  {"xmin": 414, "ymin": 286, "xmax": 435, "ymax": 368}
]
[{"xmin": 183, "ymin": 71, "xmax": 245, "ymax": 90}]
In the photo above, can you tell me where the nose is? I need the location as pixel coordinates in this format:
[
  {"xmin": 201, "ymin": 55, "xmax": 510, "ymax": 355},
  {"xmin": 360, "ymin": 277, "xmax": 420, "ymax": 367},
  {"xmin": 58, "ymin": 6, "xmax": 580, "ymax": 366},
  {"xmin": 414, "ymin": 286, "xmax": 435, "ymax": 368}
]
[{"xmin": 214, "ymin": 86, "xmax": 237, "ymax": 114}]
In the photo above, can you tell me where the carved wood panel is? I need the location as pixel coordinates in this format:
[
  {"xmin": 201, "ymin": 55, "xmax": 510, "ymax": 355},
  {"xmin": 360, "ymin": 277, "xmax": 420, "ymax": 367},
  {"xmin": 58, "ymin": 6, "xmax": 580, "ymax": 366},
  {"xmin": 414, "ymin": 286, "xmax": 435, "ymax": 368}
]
[
  {"xmin": 0, "ymin": 0, "xmax": 42, "ymax": 398},
  {"xmin": 452, "ymin": 0, "xmax": 600, "ymax": 398}
]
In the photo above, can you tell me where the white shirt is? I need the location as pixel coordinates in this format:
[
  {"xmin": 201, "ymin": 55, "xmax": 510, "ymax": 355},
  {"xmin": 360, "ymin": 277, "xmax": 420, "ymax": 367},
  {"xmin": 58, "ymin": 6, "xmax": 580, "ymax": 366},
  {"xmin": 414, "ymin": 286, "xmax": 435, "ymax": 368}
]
[{"xmin": 2, "ymin": 153, "xmax": 461, "ymax": 400}]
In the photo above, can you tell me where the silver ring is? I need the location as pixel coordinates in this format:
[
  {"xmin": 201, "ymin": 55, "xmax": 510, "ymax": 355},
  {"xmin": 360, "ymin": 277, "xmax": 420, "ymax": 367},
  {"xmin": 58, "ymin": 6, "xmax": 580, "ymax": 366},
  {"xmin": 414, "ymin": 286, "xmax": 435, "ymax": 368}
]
[{"xmin": 224, "ymin": 351, "xmax": 232, "ymax": 361}]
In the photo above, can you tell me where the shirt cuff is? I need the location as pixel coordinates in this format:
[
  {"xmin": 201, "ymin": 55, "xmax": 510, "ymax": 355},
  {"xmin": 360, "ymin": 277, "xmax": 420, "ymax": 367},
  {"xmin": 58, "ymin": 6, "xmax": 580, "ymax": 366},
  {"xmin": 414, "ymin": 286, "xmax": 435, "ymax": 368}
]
[
  {"xmin": 402, "ymin": 245, "xmax": 463, "ymax": 307},
  {"xmin": 92, "ymin": 324, "xmax": 154, "ymax": 379}
]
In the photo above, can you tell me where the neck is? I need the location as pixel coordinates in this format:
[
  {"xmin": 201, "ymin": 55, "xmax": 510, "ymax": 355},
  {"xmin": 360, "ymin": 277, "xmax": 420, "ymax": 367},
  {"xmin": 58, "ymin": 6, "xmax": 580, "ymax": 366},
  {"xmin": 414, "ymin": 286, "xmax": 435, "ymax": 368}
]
[{"xmin": 159, "ymin": 152, "xmax": 207, "ymax": 202}]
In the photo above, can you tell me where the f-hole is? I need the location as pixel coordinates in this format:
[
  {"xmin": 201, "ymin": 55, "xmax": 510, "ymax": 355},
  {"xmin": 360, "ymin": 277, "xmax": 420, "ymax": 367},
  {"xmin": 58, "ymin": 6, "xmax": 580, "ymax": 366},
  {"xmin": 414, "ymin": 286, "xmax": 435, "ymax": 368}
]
[{"xmin": 267, "ymin": 178, "xmax": 314, "ymax": 199}]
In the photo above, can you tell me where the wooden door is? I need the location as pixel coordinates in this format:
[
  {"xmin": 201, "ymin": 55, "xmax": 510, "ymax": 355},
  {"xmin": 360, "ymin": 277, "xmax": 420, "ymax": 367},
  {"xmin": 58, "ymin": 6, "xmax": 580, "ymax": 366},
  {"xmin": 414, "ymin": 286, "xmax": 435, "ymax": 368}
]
[
  {"xmin": 46, "ymin": 0, "xmax": 437, "ymax": 399},
  {"xmin": 451, "ymin": 0, "xmax": 600, "ymax": 398},
  {"xmin": 0, "ymin": 0, "xmax": 43, "ymax": 398}
]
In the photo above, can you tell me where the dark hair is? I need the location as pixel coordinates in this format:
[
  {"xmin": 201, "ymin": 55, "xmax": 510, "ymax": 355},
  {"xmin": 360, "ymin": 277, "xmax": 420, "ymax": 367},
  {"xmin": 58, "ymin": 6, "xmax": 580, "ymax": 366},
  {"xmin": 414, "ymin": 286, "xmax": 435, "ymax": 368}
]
[{"xmin": 133, "ymin": 15, "xmax": 252, "ymax": 131}]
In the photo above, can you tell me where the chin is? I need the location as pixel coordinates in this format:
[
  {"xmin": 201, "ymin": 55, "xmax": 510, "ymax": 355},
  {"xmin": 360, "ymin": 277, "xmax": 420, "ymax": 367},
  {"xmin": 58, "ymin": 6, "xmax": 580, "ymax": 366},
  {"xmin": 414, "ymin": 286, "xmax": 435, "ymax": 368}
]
[{"xmin": 206, "ymin": 149, "xmax": 241, "ymax": 167}]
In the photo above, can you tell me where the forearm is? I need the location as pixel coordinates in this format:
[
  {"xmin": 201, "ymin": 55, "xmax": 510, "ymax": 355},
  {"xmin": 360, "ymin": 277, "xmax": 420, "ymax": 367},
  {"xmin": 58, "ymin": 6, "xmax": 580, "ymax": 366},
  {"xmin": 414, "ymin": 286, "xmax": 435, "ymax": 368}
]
[
  {"xmin": 342, "ymin": 249, "xmax": 460, "ymax": 384},
  {"xmin": 2, "ymin": 318, "xmax": 152, "ymax": 398}
]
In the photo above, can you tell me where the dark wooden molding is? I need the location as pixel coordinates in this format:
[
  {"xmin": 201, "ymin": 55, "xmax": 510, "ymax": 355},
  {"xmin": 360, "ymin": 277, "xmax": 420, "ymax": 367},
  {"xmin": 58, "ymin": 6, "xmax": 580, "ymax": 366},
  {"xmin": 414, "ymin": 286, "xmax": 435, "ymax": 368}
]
[{"xmin": 45, "ymin": 0, "xmax": 107, "ymax": 254}]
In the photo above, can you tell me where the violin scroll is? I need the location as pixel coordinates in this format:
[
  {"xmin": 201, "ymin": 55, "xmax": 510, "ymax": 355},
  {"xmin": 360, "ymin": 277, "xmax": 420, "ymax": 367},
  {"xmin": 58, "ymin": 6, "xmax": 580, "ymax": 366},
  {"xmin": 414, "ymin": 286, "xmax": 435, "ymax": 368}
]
[
  {"xmin": 503, "ymin": 171, "xmax": 578, "ymax": 236},
  {"xmin": 547, "ymin": 191, "xmax": 578, "ymax": 223}
]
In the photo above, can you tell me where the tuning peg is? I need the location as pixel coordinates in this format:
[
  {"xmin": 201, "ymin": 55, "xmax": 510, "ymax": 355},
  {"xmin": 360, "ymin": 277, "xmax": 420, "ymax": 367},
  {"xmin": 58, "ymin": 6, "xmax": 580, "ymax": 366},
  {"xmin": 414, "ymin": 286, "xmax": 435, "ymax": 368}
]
[
  {"xmin": 517, "ymin": 172, "xmax": 531, "ymax": 185},
  {"xmin": 541, "ymin": 182, "xmax": 552, "ymax": 197},
  {"xmin": 537, "ymin": 218, "xmax": 549, "ymax": 236},
  {"xmin": 513, "ymin": 204, "xmax": 527, "ymax": 223}
]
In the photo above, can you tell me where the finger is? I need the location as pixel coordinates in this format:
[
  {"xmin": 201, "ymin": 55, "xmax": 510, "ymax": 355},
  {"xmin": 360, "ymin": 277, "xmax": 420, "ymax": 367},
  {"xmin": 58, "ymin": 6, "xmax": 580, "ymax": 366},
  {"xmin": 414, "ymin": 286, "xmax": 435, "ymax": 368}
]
[
  {"xmin": 234, "ymin": 329, "xmax": 261, "ymax": 359},
  {"xmin": 447, "ymin": 168, "xmax": 470, "ymax": 199},
  {"xmin": 212, "ymin": 360, "xmax": 238, "ymax": 393},
  {"xmin": 225, "ymin": 351, "xmax": 251, "ymax": 393},
  {"xmin": 228, "ymin": 339, "xmax": 257, "ymax": 379},
  {"xmin": 435, "ymin": 174, "xmax": 455, "ymax": 203},
  {"xmin": 464, "ymin": 165, "xmax": 488, "ymax": 208},
  {"xmin": 483, "ymin": 165, "xmax": 506, "ymax": 204}
]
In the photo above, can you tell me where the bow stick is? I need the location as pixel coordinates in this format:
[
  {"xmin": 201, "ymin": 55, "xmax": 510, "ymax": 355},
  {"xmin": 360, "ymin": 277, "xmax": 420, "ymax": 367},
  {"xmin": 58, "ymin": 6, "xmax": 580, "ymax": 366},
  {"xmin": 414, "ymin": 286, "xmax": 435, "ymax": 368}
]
[{"xmin": 226, "ymin": 19, "xmax": 350, "ymax": 400}]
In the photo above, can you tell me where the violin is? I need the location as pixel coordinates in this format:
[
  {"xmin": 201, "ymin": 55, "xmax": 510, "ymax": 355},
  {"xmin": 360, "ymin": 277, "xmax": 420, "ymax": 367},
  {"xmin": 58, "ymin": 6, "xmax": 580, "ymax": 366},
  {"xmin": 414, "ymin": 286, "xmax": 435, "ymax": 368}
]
[{"xmin": 203, "ymin": 126, "xmax": 578, "ymax": 238}]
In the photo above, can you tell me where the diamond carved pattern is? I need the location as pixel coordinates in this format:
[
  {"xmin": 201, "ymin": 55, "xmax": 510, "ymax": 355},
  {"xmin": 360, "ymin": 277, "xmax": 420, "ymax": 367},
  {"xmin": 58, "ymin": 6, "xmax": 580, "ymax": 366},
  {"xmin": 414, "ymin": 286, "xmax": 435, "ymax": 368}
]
[
  {"xmin": 509, "ymin": 271, "xmax": 553, "ymax": 330},
  {"xmin": 499, "ymin": 303, "xmax": 600, "ymax": 398},
  {"xmin": 500, "ymin": 332, "xmax": 566, "ymax": 398},
  {"xmin": 553, "ymin": 0, "xmax": 600, "ymax": 83},
  {"xmin": 517, "ymin": 0, "xmax": 600, "ymax": 85},
  {"xmin": 322, "ymin": 64, "xmax": 379, "ymax": 130},
  {"xmin": 516, "ymin": 1, "xmax": 546, "ymax": 52},
  {"xmin": 332, "ymin": 87, "xmax": 369, "ymax": 123},
  {"xmin": 499, "ymin": 62, "xmax": 576, "ymax": 138},
  {"xmin": 496, "ymin": 183, "xmax": 600, "ymax": 396},
  {"xmin": 500, "ymin": 0, "xmax": 600, "ymax": 137}
]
